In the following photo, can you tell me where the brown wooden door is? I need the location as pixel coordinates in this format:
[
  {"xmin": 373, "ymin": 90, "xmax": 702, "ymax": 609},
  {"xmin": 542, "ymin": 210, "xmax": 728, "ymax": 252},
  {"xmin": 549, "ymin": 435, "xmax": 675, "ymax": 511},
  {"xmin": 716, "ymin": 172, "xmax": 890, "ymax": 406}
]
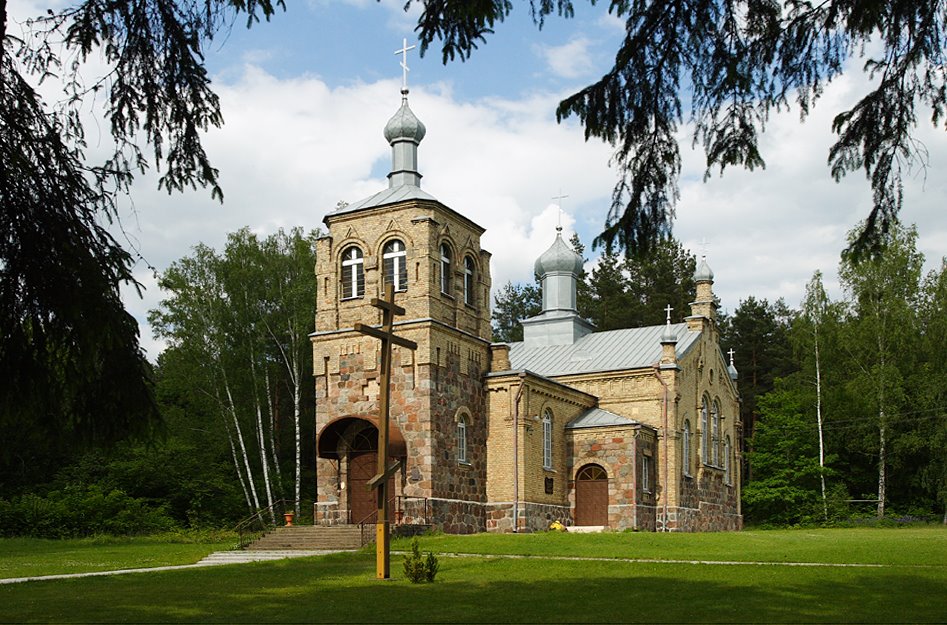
[
  {"xmin": 348, "ymin": 452, "xmax": 396, "ymax": 524},
  {"xmin": 575, "ymin": 464, "xmax": 609, "ymax": 526}
]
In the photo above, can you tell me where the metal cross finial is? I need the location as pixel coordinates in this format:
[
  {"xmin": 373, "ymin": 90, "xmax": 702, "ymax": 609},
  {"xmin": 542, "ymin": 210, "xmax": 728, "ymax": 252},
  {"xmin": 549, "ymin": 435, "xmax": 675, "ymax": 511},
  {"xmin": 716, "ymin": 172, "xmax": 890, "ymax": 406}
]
[
  {"xmin": 728, "ymin": 348, "xmax": 736, "ymax": 366},
  {"xmin": 699, "ymin": 237, "xmax": 710, "ymax": 259},
  {"xmin": 664, "ymin": 304, "xmax": 673, "ymax": 325},
  {"xmin": 395, "ymin": 38, "xmax": 416, "ymax": 91}
]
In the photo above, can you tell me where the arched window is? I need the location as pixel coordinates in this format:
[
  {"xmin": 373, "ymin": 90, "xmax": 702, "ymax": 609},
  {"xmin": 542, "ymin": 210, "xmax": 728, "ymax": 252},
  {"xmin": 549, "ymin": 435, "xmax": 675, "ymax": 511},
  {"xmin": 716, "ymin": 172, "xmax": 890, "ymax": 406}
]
[
  {"xmin": 725, "ymin": 435, "xmax": 732, "ymax": 485},
  {"xmin": 682, "ymin": 419, "xmax": 691, "ymax": 477},
  {"xmin": 457, "ymin": 416, "xmax": 468, "ymax": 464},
  {"xmin": 340, "ymin": 246, "xmax": 364, "ymax": 299},
  {"xmin": 712, "ymin": 400, "xmax": 721, "ymax": 466},
  {"xmin": 542, "ymin": 409, "xmax": 553, "ymax": 469},
  {"xmin": 463, "ymin": 256, "xmax": 475, "ymax": 306},
  {"xmin": 701, "ymin": 398, "xmax": 709, "ymax": 465},
  {"xmin": 383, "ymin": 239, "xmax": 407, "ymax": 292},
  {"xmin": 440, "ymin": 243, "xmax": 452, "ymax": 294}
]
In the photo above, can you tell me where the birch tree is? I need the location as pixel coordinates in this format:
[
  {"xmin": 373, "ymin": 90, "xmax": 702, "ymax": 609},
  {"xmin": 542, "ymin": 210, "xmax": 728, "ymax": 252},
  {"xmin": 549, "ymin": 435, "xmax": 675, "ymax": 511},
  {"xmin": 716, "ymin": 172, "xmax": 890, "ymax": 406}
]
[{"xmin": 838, "ymin": 223, "xmax": 923, "ymax": 518}]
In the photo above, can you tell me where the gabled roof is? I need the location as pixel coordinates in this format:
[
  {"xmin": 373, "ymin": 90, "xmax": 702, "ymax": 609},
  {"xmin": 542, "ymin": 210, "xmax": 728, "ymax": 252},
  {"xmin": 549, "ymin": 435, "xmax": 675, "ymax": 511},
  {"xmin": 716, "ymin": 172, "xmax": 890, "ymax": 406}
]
[
  {"xmin": 326, "ymin": 184, "xmax": 438, "ymax": 220},
  {"xmin": 566, "ymin": 407, "xmax": 640, "ymax": 430},
  {"xmin": 507, "ymin": 322, "xmax": 699, "ymax": 377}
]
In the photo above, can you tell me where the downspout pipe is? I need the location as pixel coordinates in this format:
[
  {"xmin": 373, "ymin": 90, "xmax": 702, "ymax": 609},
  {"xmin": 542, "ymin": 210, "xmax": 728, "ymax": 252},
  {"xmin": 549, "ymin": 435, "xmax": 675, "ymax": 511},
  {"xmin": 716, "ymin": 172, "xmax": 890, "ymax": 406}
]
[
  {"xmin": 512, "ymin": 372, "xmax": 526, "ymax": 532},
  {"xmin": 653, "ymin": 365, "xmax": 670, "ymax": 532}
]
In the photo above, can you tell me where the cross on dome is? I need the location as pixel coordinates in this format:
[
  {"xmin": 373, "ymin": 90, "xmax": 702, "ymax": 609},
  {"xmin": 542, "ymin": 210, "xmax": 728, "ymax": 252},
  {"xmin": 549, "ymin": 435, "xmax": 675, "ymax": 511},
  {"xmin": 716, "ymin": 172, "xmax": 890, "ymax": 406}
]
[
  {"xmin": 728, "ymin": 348, "xmax": 736, "ymax": 366},
  {"xmin": 664, "ymin": 304, "xmax": 673, "ymax": 325},
  {"xmin": 395, "ymin": 38, "xmax": 416, "ymax": 91}
]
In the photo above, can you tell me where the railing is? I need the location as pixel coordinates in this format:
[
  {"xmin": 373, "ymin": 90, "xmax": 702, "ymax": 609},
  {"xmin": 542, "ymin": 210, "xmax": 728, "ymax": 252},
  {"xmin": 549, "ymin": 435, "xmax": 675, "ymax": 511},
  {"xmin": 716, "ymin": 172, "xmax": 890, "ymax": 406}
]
[
  {"xmin": 234, "ymin": 498, "xmax": 289, "ymax": 549},
  {"xmin": 396, "ymin": 495, "xmax": 430, "ymax": 525}
]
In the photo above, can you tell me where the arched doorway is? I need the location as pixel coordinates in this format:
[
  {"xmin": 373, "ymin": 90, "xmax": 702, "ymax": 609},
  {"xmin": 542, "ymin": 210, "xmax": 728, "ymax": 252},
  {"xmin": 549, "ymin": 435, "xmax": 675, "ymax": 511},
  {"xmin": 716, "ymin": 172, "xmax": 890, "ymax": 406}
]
[
  {"xmin": 345, "ymin": 427, "xmax": 395, "ymax": 525},
  {"xmin": 316, "ymin": 417, "xmax": 401, "ymax": 525},
  {"xmin": 574, "ymin": 464, "xmax": 609, "ymax": 526}
]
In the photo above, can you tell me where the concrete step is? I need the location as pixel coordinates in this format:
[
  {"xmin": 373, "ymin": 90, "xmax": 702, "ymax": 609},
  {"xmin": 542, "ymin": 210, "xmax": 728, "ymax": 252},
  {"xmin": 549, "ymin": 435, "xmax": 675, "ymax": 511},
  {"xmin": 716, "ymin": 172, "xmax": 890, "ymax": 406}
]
[
  {"xmin": 197, "ymin": 550, "xmax": 334, "ymax": 565},
  {"xmin": 569, "ymin": 525, "xmax": 606, "ymax": 533},
  {"xmin": 245, "ymin": 525, "xmax": 366, "ymax": 551}
]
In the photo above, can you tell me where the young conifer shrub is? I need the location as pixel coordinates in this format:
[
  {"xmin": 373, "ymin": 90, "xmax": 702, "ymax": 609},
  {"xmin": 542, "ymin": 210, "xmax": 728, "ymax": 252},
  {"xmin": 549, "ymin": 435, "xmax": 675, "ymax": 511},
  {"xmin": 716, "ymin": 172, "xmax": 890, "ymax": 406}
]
[{"xmin": 403, "ymin": 537, "xmax": 439, "ymax": 583}]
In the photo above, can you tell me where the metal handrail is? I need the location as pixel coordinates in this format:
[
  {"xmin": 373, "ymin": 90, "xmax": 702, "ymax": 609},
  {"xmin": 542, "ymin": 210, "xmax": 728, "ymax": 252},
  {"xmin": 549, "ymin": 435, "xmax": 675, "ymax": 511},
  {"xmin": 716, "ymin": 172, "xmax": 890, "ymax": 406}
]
[{"xmin": 234, "ymin": 498, "xmax": 289, "ymax": 549}]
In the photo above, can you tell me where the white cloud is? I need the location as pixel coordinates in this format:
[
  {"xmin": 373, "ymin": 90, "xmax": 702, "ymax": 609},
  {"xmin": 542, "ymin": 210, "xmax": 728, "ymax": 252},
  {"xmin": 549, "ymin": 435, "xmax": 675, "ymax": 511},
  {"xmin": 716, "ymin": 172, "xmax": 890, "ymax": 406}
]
[{"xmin": 536, "ymin": 37, "xmax": 595, "ymax": 79}]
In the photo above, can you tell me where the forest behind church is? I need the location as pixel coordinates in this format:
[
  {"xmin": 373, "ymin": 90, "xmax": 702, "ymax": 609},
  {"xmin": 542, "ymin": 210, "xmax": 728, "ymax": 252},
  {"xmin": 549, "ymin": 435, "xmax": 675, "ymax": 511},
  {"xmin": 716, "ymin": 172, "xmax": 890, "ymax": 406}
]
[{"xmin": 1, "ymin": 222, "xmax": 945, "ymax": 535}]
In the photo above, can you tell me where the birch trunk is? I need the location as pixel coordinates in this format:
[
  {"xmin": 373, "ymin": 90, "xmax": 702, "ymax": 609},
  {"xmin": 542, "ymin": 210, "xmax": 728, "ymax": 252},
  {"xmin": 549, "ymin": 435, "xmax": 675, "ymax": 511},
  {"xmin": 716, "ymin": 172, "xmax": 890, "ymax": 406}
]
[
  {"xmin": 224, "ymin": 372, "xmax": 262, "ymax": 513},
  {"xmin": 265, "ymin": 369, "xmax": 282, "ymax": 480},
  {"xmin": 815, "ymin": 326, "xmax": 827, "ymax": 521}
]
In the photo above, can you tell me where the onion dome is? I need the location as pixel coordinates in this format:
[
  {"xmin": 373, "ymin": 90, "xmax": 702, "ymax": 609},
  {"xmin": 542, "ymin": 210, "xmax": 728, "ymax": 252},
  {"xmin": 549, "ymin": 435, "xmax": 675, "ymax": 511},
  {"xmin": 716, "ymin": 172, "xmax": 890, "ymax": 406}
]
[
  {"xmin": 661, "ymin": 324, "xmax": 678, "ymax": 344},
  {"xmin": 535, "ymin": 227, "xmax": 583, "ymax": 277},
  {"xmin": 384, "ymin": 90, "xmax": 426, "ymax": 144},
  {"xmin": 695, "ymin": 256, "xmax": 714, "ymax": 282}
]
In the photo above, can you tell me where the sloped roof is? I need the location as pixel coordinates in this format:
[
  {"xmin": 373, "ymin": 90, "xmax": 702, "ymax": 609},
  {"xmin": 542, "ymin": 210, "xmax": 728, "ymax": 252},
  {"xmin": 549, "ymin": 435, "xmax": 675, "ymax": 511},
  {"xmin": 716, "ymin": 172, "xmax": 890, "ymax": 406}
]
[
  {"xmin": 508, "ymin": 322, "xmax": 699, "ymax": 377},
  {"xmin": 327, "ymin": 184, "xmax": 438, "ymax": 219},
  {"xmin": 566, "ymin": 407, "xmax": 640, "ymax": 430}
]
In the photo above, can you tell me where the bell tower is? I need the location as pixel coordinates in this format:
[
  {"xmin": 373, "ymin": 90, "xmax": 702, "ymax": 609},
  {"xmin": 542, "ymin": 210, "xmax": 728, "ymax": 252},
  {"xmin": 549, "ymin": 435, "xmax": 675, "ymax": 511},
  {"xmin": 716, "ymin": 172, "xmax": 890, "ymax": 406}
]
[{"xmin": 312, "ymin": 59, "xmax": 493, "ymax": 533}]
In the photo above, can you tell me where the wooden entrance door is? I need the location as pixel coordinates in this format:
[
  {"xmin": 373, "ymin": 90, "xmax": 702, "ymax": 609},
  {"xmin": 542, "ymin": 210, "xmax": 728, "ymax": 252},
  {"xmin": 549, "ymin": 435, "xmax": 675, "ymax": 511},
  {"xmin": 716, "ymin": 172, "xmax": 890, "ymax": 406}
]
[
  {"xmin": 347, "ymin": 451, "xmax": 397, "ymax": 525},
  {"xmin": 574, "ymin": 464, "xmax": 609, "ymax": 526}
]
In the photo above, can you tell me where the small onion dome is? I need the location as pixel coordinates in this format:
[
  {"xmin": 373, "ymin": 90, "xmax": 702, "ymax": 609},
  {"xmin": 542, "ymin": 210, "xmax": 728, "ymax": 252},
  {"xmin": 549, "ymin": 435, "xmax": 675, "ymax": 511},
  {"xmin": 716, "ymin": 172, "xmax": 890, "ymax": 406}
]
[
  {"xmin": 661, "ymin": 324, "xmax": 677, "ymax": 344},
  {"xmin": 535, "ymin": 228, "xmax": 583, "ymax": 277},
  {"xmin": 384, "ymin": 90, "xmax": 426, "ymax": 143},
  {"xmin": 695, "ymin": 257, "xmax": 714, "ymax": 282},
  {"xmin": 728, "ymin": 362, "xmax": 739, "ymax": 381}
]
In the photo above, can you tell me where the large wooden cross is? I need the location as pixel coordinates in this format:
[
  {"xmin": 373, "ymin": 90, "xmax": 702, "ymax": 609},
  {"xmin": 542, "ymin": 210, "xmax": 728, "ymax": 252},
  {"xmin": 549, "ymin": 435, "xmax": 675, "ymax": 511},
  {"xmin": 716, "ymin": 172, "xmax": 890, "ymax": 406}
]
[{"xmin": 354, "ymin": 283, "xmax": 417, "ymax": 579}]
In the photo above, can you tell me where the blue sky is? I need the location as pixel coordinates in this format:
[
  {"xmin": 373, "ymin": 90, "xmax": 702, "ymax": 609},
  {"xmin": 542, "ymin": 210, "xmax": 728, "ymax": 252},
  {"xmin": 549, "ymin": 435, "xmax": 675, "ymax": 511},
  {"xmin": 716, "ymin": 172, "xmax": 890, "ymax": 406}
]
[{"xmin": 10, "ymin": 0, "xmax": 947, "ymax": 358}]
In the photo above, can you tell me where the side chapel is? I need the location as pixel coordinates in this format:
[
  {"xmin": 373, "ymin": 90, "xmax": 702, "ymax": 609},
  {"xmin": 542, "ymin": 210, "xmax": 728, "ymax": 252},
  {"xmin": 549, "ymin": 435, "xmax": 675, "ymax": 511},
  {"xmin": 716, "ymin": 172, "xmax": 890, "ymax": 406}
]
[{"xmin": 311, "ymin": 86, "xmax": 742, "ymax": 533}]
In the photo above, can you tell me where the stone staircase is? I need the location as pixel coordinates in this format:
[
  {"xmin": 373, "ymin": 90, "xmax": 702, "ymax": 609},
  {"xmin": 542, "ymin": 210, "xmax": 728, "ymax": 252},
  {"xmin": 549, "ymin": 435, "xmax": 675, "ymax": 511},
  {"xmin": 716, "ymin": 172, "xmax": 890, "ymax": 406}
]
[{"xmin": 246, "ymin": 525, "xmax": 366, "ymax": 551}]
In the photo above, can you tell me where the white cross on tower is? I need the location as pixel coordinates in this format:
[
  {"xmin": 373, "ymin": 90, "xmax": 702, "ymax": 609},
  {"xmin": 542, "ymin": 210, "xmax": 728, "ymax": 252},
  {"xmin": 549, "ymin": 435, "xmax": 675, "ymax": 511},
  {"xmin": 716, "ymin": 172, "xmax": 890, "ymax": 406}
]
[
  {"xmin": 551, "ymin": 190, "xmax": 569, "ymax": 231},
  {"xmin": 664, "ymin": 304, "xmax": 673, "ymax": 325},
  {"xmin": 395, "ymin": 38, "xmax": 416, "ymax": 90},
  {"xmin": 728, "ymin": 348, "xmax": 736, "ymax": 366}
]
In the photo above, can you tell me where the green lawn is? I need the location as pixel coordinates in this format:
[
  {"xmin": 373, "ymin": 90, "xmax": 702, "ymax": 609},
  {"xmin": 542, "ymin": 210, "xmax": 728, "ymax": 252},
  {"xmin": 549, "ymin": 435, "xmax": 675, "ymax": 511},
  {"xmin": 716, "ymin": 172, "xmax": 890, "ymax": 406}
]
[
  {"xmin": 0, "ymin": 535, "xmax": 234, "ymax": 579},
  {"xmin": 1, "ymin": 528, "xmax": 944, "ymax": 623},
  {"xmin": 393, "ymin": 526, "xmax": 947, "ymax": 566}
]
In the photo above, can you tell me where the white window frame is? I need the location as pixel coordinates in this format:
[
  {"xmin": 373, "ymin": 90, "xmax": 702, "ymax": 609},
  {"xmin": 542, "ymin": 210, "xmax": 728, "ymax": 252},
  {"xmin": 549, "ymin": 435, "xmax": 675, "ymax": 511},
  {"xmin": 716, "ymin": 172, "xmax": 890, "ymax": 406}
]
[
  {"xmin": 701, "ymin": 397, "xmax": 709, "ymax": 465},
  {"xmin": 463, "ymin": 255, "xmax": 475, "ymax": 306},
  {"xmin": 542, "ymin": 410, "xmax": 553, "ymax": 470},
  {"xmin": 340, "ymin": 246, "xmax": 364, "ymax": 299},
  {"xmin": 642, "ymin": 455, "xmax": 651, "ymax": 493},
  {"xmin": 457, "ymin": 417, "xmax": 468, "ymax": 464},
  {"xmin": 725, "ymin": 435, "xmax": 732, "ymax": 485},
  {"xmin": 712, "ymin": 400, "xmax": 720, "ymax": 466},
  {"xmin": 383, "ymin": 239, "xmax": 407, "ymax": 292},
  {"xmin": 682, "ymin": 419, "xmax": 691, "ymax": 477},
  {"xmin": 440, "ymin": 243, "xmax": 452, "ymax": 295}
]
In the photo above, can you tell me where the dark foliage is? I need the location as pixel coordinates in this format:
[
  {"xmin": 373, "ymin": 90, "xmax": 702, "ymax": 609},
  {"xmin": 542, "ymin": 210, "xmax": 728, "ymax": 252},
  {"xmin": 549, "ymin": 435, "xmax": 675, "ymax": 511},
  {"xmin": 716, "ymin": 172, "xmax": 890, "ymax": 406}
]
[{"xmin": 413, "ymin": 0, "xmax": 946, "ymax": 258}]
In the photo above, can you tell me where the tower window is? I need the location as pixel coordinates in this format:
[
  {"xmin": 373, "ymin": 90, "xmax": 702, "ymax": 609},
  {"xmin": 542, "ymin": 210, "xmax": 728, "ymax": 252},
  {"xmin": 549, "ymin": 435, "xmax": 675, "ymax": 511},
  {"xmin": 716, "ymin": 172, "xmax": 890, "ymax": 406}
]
[
  {"xmin": 383, "ymin": 239, "xmax": 408, "ymax": 292},
  {"xmin": 340, "ymin": 246, "xmax": 364, "ymax": 299},
  {"xmin": 440, "ymin": 243, "xmax": 452, "ymax": 295},
  {"xmin": 457, "ymin": 417, "xmax": 467, "ymax": 464},
  {"xmin": 464, "ymin": 256, "xmax": 475, "ymax": 306}
]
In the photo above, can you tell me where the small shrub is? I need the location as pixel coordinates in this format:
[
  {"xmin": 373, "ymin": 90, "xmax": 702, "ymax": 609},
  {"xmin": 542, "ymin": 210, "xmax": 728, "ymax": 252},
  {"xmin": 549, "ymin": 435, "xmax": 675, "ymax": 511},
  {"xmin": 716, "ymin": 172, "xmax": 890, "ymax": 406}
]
[{"xmin": 403, "ymin": 538, "xmax": 439, "ymax": 583}]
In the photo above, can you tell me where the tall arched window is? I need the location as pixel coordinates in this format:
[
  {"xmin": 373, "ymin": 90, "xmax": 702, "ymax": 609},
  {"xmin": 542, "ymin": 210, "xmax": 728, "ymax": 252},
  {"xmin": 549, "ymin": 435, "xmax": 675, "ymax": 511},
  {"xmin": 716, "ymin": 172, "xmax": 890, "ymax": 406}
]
[
  {"xmin": 682, "ymin": 419, "xmax": 691, "ymax": 477},
  {"xmin": 457, "ymin": 416, "xmax": 468, "ymax": 464},
  {"xmin": 725, "ymin": 435, "xmax": 732, "ymax": 485},
  {"xmin": 463, "ymin": 256, "xmax": 475, "ymax": 306},
  {"xmin": 701, "ymin": 398, "xmax": 709, "ymax": 465},
  {"xmin": 383, "ymin": 239, "xmax": 407, "ymax": 292},
  {"xmin": 340, "ymin": 246, "xmax": 364, "ymax": 299},
  {"xmin": 440, "ymin": 243, "xmax": 452, "ymax": 294},
  {"xmin": 542, "ymin": 409, "xmax": 553, "ymax": 469},
  {"xmin": 712, "ymin": 400, "xmax": 721, "ymax": 466}
]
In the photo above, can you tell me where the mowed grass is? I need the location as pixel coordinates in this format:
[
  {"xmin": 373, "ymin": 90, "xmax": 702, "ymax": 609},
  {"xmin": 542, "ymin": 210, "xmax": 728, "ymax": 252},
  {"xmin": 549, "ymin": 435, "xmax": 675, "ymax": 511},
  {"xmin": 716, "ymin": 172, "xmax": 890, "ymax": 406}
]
[
  {"xmin": 394, "ymin": 526, "xmax": 947, "ymax": 566},
  {"xmin": 0, "ymin": 535, "xmax": 234, "ymax": 579},
  {"xmin": 0, "ymin": 528, "xmax": 944, "ymax": 623}
]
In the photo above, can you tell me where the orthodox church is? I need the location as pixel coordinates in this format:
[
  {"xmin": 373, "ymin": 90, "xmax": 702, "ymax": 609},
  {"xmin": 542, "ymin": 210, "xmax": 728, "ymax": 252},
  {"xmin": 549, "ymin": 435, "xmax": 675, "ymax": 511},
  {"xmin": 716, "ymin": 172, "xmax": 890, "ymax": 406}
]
[{"xmin": 311, "ymin": 86, "xmax": 742, "ymax": 533}]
